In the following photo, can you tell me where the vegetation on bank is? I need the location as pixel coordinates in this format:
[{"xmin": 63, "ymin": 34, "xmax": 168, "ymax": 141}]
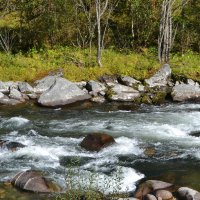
[{"xmin": 0, "ymin": 48, "xmax": 200, "ymax": 83}]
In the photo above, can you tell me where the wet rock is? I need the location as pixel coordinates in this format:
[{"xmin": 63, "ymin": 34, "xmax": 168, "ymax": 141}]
[
  {"xmin": 178, "ymin": 187, "xmax": 200, "ymax": 200},
  {"xmin": 80, "ymin": 133, "xmax": 115, "ymax": 152},
  {"xmin": 34, "ymin": 75, "xmax": 58, "ymax": 94},
  {"xmin": 91, "ymin": 96, "xmax": 106, "ymax": 103},
  {"xmin": 86, "ymin": 81, "xmax": 106, "ymax": 95},
  {"xmin": 146, "ymin": 194, "xmax": 157, "ymax": 200},
  {"xmin": 156, "ymin": 190, "xmax": 173, "ymax": 200},
  {"xmin": 107, "ymin": 84, "xmax": 140, "ymax": 102},
  {"xmin": 18, "ymin": 82, "xmax": 34, "ymax": 93},
  {"xmin": 118, "ymin": 76, "xmax": 141, "ymax": 87},
  {"xmin": 145, "ymin": 64, "xmax": 171, "ymax": 88},
  {"xmin": 9, "ymin": 88, "xmax": 25, "ymax": 102},
  {"xmin": 171, "ymin": 83, "xmax": 200, "ymax": 102},
  {"xmin": 190, "ymin": 131, "xmax": 200, "ymax": 137},
  {"xmin": 0, "ymin": 140, "xmax": 25, "ymax": 151},
  {"xmin": 38, "ymin": 78, "xmax": 91, "ymax": 107},
  {"xmin": 11, "ymin": 170, "xmax": 60, "ymax": 193},
  {"xmin": 135, "ymin": 180, "xmax": 173, "ymax": 199}
]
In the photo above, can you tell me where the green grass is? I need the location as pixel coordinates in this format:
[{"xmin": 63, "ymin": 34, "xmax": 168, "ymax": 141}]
[{"xmin": 0, "ymin": 47, "xmax": 199, "ymax": 82}]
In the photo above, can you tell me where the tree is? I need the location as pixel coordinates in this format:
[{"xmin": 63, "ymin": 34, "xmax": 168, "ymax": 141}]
[{"xmin": 95, "ymin": 0, "xmax": 109, "ymax": 67}]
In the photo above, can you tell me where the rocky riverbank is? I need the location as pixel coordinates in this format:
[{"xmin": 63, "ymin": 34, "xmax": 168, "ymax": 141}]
[{"xmin": 1, "ymin": 64, "xmax": 200, "ymax": 107}]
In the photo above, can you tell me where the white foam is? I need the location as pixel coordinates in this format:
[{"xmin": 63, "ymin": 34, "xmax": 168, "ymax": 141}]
[{"xmin": 3, "ymin": 117, "xmax": 30, "ymax": 128}]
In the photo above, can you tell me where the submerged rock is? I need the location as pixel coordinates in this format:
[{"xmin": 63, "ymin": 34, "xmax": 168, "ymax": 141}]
[
  {"xmin": 172, "ymin": 83, "xmax": 200, "ymax": 102},
  {"xmin": 38, "ymin": 78, "xmax": 91, "ymax": 107},
  {"xmin": 0, "ymin": 140, "xmax": 25, "ymax": 151},
  {"xmin": 107, "ymin": 84, "xmax": 140, "ymax": 102},
  {"xmin": 80, "ymin": 133, "xmax": 115, "ymax": 152},
  {"xmin": 11, "ymin": 170, "xmax": 61, "ymax": 193},
  {"xmin": 145, "ymin": 64, "xmax": 171, "ymax": 88},
  {"xmin": 178, "ymin": 187, "xmax": 200, "ymax": 200}
]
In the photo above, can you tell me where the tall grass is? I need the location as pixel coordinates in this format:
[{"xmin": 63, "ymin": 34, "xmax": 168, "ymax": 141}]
[{"xmin": 0, "ymin": 47, "xmax": 199, "ymax": 82}]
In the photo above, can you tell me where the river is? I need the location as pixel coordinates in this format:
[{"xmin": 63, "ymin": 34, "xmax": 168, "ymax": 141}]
[{"xmin": 0, "ymin": 102, "xmax": 200, "ymax": 199}]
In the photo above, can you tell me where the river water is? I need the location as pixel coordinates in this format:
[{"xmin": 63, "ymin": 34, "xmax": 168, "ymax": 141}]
[{"xmin": 1, "ymin": 102, "xmax": 200, "ymax": 199}]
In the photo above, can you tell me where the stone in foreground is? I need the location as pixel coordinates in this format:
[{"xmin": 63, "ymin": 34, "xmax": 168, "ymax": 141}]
[
  {"xmin": 80, "ymin": 133, "xmax": 115, "ymax": 152},
  {"xmin": 38, "ymin": 78, "xmax": 91, "ymax": 107},
  {"xmin": 145, "ymin": 64, "xmax": 171, "ymax": 88},
  {"xmin": 134, "ymin": 180, "xmax": 173, "ymax": 199},
  {"xmin": 178, "ymin": 187, "xmax": 200, "ymax": 200},
  {"xmin": 11, "ymin": 170, "xmax": 60, "ymax": 193},
  {"xmin": 172, "ymin": 83, "xmax": 200, "ymax": 102}
]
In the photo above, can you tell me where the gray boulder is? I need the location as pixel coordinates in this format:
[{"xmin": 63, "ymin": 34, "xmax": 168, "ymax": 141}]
[
  {"xmin": 107, "ymin": 84, "xmax": 140, "ymax": 102},
  {"xmin": 91, "ymin": 96, "xmax": 106, "ymax": 103},
  {"xmin": 178, "ymin": 187, "xmax": 200, "ymax": 200},
  {"xmin": 86, "ymin": 80, "xmax": 106, "ymax": 95},
  {"xmin": 145, "ymin": 64, "xmax": 171, "ymax": 88},
  {"xmin": 9, "ymin": 88, "xmax": 25, "ymax": 102},
  {"xmin": 172, "ymin": 83, "xmax": 200, "ymax": 102},
  {"xmin": 34, "ymin": 75, "xmax": 58, "ymax": 94},
  {"xmin": 38, "ymin": 78, "xmax": 91, "ymax": 107},
  {"xmin": 75, "ymin": 81, "xmax": 87, "ymax": 89},
  {"xmin": 18, "ymin": 82, "xmax": 34, "ymax": 93},
  {"xmin": 119, "ymin": 76, "xmax": 141, "ymax": 87}
]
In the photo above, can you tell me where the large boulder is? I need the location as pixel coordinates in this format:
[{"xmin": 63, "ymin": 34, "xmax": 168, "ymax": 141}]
[
  {"xmin": 0, "ymin": 92, "xmax": 4, "ymax": 99},
  {"xmin": 134, "ymin": 180, "xmax": 173, "ymax": 199},
  {"xmin": 107, "ymin": 84, "xmax": 140, "ymax": 102},
  {"xmin": 11, "ymin": 170, "xmax": 60, "ymax": 193},
  {"xmin": 38, "ymin": 78, "xmax": 91, "ymax": 107},
  {"xmin": 155, "ymin": 190, "xmax": 173, "ymax": 200},
  {"xmin": 0, "ymin": 140, "xmax": 26, "ymax": 151},
  {"xmin": 34, "ymin": 75, "xmax": 59, "ymax": 94},
  {"xmin": 145, "ymin": 64, "xmax": 171, "ymax": 88},
  {"xmin": 118, "ymin": 76, "xmax": 141, "ymax": 87},
  {"xmin": 80, "ymin": 133, "xmax": 115, "ymax": 152},
  {"xmin": 171, "ymin": 83, "xmax": 200, "ymax": 102},
  {"xmin": 178, "ymin": 187, "xmax": 200, "ymax": 200}
]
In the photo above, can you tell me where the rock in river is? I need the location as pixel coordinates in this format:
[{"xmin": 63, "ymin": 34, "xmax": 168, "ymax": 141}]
[
  {"xmin": 178, "ymin": 187, "xmax": 200, "ymax": 200},
  {"xmin": 11, "ymin": 170, "xmax": 61, "ymax": 193},
  {"xmin": 38, "ymin": 78, "xmax": 91, "ymax": 107},
  {"xmin": 80, "ymin": 133, "xmax": 115, "ymax": 152},
  {"xmin": 0, "ymin": 140, "xmax": 26, "ymax": 151}
]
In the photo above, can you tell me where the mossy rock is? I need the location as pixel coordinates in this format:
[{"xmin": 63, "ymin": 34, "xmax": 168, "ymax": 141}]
[
  {"xmin": 152, "ymin": 91, "xmax": 167, "ymax": 105},
  {"xmin": 141, "ymin": 94, "xmax": 152, "ymax": 104},
  {"xmin": 105, "ymin": 88, "xmax": 116, "ymax": 100}
]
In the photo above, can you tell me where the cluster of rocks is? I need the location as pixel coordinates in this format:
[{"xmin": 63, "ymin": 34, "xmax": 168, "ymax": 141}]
[{"xmin": 1, "ymin": 64, "xmax": 200, "ymax": 107}]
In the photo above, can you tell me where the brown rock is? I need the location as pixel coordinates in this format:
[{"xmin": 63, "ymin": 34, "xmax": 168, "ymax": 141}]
[
  {"xmin": 134, "ymin": 183, "xmax": 152, "ymax": 199},
  {"xmin": 11, "ymin": 170, "xmax": 60, "ymax": 193},
  {"xmin": 156, "ymin": 190, "xmax": 173, "ymax": 200},
  {"xmin": 80, "ymin": 133, "xmax": 115, "ymax": 152},
  {"xmin": 146, "ymin": 180, "xmax": 173, "ymax": 191},
  {"xmin": 144, "ymin": 147, "xmax": 156, "ymax": 157}
]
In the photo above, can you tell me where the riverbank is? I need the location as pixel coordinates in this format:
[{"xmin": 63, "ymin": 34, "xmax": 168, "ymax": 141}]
[{"xmin": 0, "ymin": 48, "xmax": 200, "ymax": 83}]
